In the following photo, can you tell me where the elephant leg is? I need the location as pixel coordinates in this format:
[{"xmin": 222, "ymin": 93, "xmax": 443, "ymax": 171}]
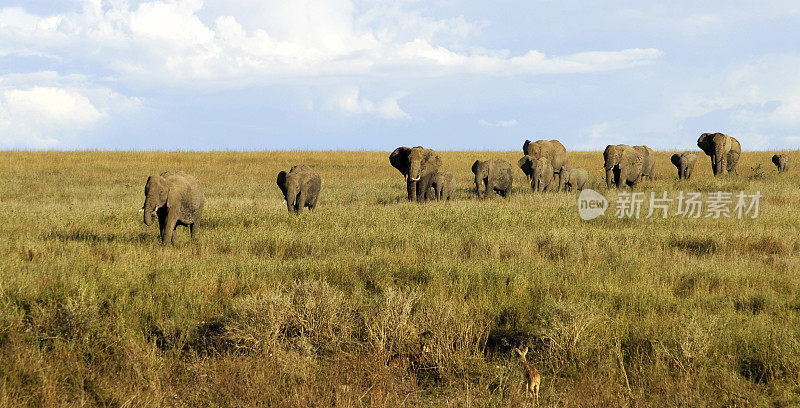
[
  {"xmin": 162, "ymin": 211, "xmax": 178, "ymax": 246},
  {"xmin": 172, "ymin": 227, "xmax": 179, "ymax": 246},
  {"xmin": 555, "ymin": 172, "xmax": 562, "ymax": 192},
  {"xmin": 297, "ymin": 192, "xmax": 306, "ymax": 212},
  {"xmin": 157, "ymin": 210, "xmax": 168, "ymax": 244}
]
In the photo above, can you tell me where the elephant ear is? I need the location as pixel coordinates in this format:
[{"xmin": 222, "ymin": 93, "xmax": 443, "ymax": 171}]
[
  {"xmin": 422, "ymin": 150, "xmax": 442, "ymax": 174},
  {"xmin": 773, "ymin": 155, "xmax": 781, "ymax": 166},
  {"xmin": 697, "ymin": 133, "xmax": 716, "ymax": 156},
  {"xmin": 671, "ymin": 154, "xmax": 681, "ymax": 167},
  {"xmin": 522, "ymin": 140, "xmax": 532, "ymax": 155},
  {"xmin": 277, "ymin": 171, "xmax": 288, "ymax": 197},
  {"xmin": 471, "ymin": 160, "xmax": 481, "ymax": 175},
  {"xmin": 389, "ymin": 147, "xmax": 412, "ymax": 176},
  {"xmin": 517, "ymin": 156, "xmax": 532, "ymax": 172}
]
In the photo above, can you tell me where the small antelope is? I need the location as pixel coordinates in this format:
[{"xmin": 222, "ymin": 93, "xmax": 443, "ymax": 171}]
[{"xmin": 515, "ymin": 347, "xmax": 541, "ymax": 405}]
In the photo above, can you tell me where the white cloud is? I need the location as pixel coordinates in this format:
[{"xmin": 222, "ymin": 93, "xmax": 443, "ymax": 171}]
[
  {"xmin": 479, "ymin": 119, "xmax": 517, "ymax": 127},
  {"xmin": 0, "ymin": 0, "xmax": 663, "ymax": 88},
  {"xmin": 330, "ymin": 88, "xmax": 409, "ymax": 119},
  {"xmin": 0, "ymin": 72, "xmax": 141, "ymax": 149}
]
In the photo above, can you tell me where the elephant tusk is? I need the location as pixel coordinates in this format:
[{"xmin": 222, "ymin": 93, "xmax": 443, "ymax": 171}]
[
  {"xmin": 410, "ymin": 177, "xmax": 420, "ymax": 182},
  {"xmin": 139, "ymin": 208, "xmax": 144, "ymax": 213}
]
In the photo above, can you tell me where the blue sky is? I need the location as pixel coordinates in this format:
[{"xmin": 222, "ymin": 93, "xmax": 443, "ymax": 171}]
[{"xmin": 1, "ymin": 0, "xmax": 799, "ymax": 151}]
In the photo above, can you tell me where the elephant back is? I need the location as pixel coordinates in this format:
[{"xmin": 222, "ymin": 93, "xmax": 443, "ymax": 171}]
[{"xmin": 524, "ymin": 140, "xmax": 568, "ymax": 170}]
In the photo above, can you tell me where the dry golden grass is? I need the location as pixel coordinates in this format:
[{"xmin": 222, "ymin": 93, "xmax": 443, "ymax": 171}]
[{"xmin": 1, "ymin": 150, "xmax": 799, "ymax": 407}]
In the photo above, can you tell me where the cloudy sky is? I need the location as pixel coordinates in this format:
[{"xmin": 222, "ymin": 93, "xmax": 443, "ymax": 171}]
[{"xmin": 1, "ymin": 0, "xmax": 799, "ymax": 151}]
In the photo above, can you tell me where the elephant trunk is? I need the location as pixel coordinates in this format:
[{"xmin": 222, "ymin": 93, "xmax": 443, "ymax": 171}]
[
  {"xmin": 408, "ymin": 160, "xmax": 422, "ymax": 182},
  {"xmin": 605, "ymin": 167, "xmax": 614, "ymax": 188},
  {"xmin": 286, "ymin": 188, "xmax": 298, "ymax": 212},
  {"xmin": 475, "ymin": 178, "xmax": 482, "ymax": 198},
  {"xmin": 713, "ymin": 150, "xmax": 724, "ymax": 176},
  {"xmin": 142, "ymin": 196, "xmax": 156, "ymax": 226}
]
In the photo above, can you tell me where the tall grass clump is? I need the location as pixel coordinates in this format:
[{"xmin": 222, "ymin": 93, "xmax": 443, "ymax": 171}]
[{"xmin": 0, "ymin": 150, "xmax": 799, "ymax": 406}]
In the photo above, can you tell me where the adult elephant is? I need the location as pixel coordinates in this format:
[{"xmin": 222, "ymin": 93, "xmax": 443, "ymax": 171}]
[
  {"xmin": 616, "ymin": 146, "xmax": 646, "ymax": 189},
  {"xmin": 277, "ymin": 165, "xmax": 322, "ymax": 213},
  {"xmin": 522, "ymin": 139, "xmax": 568, "ymax": 189},
  {"xmin": 140, "ymin": 171, "xmax": 205, "ymax": 246},
  {"xmin": 389, "ymin": 146, "xmax": 442, "ymax": 202},
  {"xmin": 604, "ymin": 144, "xmax": 653, "ymax": 186},
  {"xmin": 697, "ymin": 133, "xmax": 741, "ymax": 176},
  {"xmin": 671, "ymin": 152, "xmax": 698, "ymax": 179},
  {"xmin": 472, "ymin": 159, "xmax": 512, "ymax": 198},
  {"xmin": 603, "ymin": 144, "xmax": 630, "ymax": 188}
]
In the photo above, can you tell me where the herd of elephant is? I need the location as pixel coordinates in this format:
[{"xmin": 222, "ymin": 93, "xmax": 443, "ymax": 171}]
[{"xmin": 140, "ymin": 132, "xmax": 791, "ymax": 246}]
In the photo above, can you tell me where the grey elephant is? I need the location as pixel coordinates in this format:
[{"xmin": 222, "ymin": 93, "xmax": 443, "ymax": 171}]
[
  {"xmin": 772, "ymin": 154, "xmax": 790, "ymax": 173},
  {"xmin": 671, "ymin": 152, "xmax": 698, "ymax": 179},
  {"xmin": 697, "ymin": 132, "xmax": 741, "ymax": 176},
  {"xmin": 432, "ymin": 171, "xmax": 456, "ymax": 201},
  {"xmin": 615, "ymin": 146, "xmax": 646, "ymax": 188},
  {"xmin": 531, "ymin": 157, "xmax": 554, "ymax": 192},
  {"xmin": 604, "ymin": 144, "xmax": 653, "ymax": 186},
  {"xmin": 472, "ymin": 159, "xmax": 512, "ymax": 198},
  {"xmin": 141, "ymin": 171, "xmax": 205, "ymax": 246},
  {"xmin": 522, "ymin": 139, "xmax": 568, "ymax": 189},
  {"xmin": 636, "ymin": 145, "xmax": 656, "ymax": 180},
  {"xmin": 559, "ymin": 166, "xmax": 589, "ymax": 192},
  {"xmin": 603, "ymin": 144, "xmax": 630, "ymax": 188},
  {"xmin": 277, "ymin": 165, "xmax": 321, "ymax": 213},
  {"xmin": 390, "ymin": 146, "xmax": 442, "ymax": 202}
]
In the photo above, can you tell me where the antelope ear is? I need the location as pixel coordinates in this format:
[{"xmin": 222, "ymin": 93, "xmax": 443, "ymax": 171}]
[{"xmin": 472, "ymin": 160, "xmax": 480, "ymax": 174}]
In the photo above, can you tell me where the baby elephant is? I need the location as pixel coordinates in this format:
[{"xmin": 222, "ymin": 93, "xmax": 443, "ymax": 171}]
[
  {"xmin": 671, "ymin": 152, "xmax": 698, "ymax": 179},
  {"xmin": 560, "ymin": 166, "xmax": 589, "ymax": 192},
  {"xmin": 532, "ymin": 157, "xmax": 554, "ymax": 192},
  {"xmin": 141, "ymin": 171, "xmax": 205, "ymax": 246},
  {"xmin": 472, "ymin": 159, "xmax": 513, "ymax": 198},
  {"xmin": 432, "ymin": 171, "xmax": 456, "ymax": 201},
  {"xmin": 277, "ymin": 165, "xmax": 322, "ymax": 213},
  {"xmin": 772, "ymin": 154, "xmax": 790, "ymax": 173}
]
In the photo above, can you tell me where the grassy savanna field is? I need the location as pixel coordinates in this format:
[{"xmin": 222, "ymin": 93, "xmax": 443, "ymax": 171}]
[{"xmin": 1, "ymin": 150, "xmax": 800, "ymax": 407}]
